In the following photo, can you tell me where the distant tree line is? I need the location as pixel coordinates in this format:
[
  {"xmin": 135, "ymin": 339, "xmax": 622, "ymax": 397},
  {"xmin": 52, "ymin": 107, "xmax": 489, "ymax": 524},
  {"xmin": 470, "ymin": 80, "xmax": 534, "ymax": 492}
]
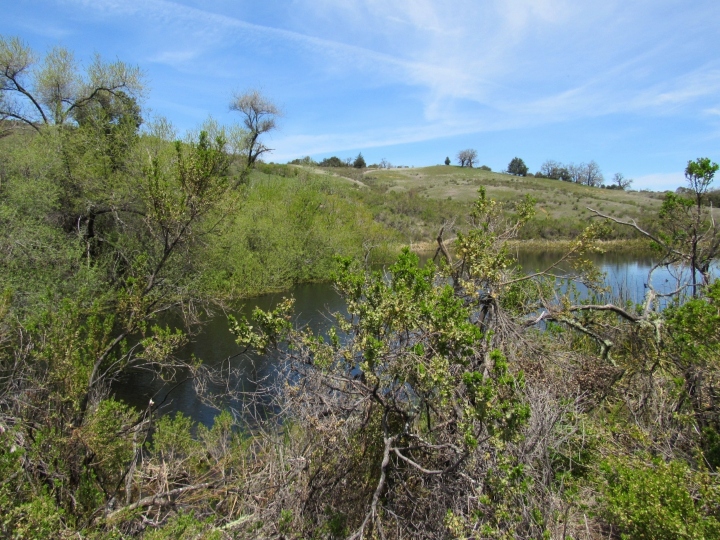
[
  {"xmin": 507, "ymin": 158, "xmax": 633, "ymax": 190},
  {"xmin": 292, "ymin": 148, "xmax": 631, "ymax": 191},
  {"xmin": 534, "ymin": 159, "xmax": 618, "ymax": 188},
  {"xmin": 290, "ymin": 153, "xmax": 372, "ymax": 169}
]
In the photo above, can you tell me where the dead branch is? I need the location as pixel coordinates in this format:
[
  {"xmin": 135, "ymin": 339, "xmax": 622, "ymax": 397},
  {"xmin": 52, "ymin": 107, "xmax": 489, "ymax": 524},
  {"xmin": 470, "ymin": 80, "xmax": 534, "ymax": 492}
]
[
  {"xmin": 106, "ymin": 482, "xmax": 214, "ymax": 520},
  {"xmin": 587, "ymin": 207, "xmax": 685, "ymax": 260},
  {"xmin": 566, "ymin": 304, "xmax": 640, "ymax": 323},
  {"xmin": 434, "ymin": 225, "xmax": 453, "ymax": 267}
]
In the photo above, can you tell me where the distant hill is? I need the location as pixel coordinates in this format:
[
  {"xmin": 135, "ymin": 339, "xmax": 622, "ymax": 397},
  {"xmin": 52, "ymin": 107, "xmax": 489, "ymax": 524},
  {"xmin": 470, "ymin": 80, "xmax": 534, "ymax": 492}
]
[
  {"xmin": 363, "ymin": 165, "xmax": 664, "ymax": 223},
  {"xmin": 303, "ymin": 164, "xmax": 667, "ymax": 240}
]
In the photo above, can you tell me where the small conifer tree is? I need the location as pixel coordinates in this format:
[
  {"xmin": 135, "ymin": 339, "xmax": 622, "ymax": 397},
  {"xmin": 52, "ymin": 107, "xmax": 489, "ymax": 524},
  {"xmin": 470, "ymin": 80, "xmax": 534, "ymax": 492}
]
[{"xmin": 353, "ymin": 153, "xmax": 366, "ymax": 168}]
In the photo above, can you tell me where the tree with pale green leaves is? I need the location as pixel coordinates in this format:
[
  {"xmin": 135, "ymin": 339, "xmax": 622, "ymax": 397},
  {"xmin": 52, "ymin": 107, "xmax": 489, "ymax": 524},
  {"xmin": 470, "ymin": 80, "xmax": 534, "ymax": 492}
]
[
  {"xmin": 591, "ymin": 157, "xmax": 719, "ymax": 297},
  {"xmin": 230, "ymin": 89, "xmax": 280, "ymax": 167},
  {"xmin": 0, "ymin": 35, "xmax": 143, "ymax": 132}
]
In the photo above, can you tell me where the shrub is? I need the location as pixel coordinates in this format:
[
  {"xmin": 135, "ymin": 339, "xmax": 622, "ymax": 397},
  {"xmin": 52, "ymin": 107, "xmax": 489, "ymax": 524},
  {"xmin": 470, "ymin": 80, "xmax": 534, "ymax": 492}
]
[{"xmin": 598, "ymin": 456, "xmax": 720, "ymax": 539}]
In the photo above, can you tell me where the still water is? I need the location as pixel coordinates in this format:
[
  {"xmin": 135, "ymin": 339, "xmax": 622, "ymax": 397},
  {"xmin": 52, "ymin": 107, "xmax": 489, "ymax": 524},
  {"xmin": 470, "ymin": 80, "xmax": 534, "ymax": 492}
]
[{"xmin": 111, "ymin": 250, "xmax": 698, "ymax": 424}]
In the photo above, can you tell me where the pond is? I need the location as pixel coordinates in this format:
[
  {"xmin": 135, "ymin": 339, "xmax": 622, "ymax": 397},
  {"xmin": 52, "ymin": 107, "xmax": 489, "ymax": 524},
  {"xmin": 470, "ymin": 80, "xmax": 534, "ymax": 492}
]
[{"xmin": 111, "ymin": 249, "xmax": 703, "ymax": 425}]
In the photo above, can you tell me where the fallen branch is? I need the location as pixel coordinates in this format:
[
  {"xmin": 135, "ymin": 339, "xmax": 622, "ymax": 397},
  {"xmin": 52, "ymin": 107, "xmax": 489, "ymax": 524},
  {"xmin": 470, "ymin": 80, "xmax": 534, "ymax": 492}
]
[
  {"xmin": 106, "ymin": 482, "xmax": 214, "ymax": 520},
  {"xmin": 567, "ymin": 303, "xmax": 640, "ymax": 323}
]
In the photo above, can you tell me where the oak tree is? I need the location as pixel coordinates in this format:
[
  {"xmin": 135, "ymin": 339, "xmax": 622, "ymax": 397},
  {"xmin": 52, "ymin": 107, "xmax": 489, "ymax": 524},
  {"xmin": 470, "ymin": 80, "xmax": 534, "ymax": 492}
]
[
  {"xmin": 507, "ymin": 156, "xmax": 528, "ymax": 176},
  {"xmin": 611, "ymin": 172, "xmax": 632, "ymax": 190}
]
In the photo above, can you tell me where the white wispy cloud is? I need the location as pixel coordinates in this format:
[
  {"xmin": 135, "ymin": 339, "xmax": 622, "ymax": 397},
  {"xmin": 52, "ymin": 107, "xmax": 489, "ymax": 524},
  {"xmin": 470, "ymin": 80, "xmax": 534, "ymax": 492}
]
[
  {"xmin": 147, "ymin": 49, "xmax": 203, "ymax": 66},
  {"xmin": 630, "ymin": 69, "xmax": 720, "ymax": 110},
  {"xmin": 55, "ymin": 0, "xmax": 720, "ymax": 164},
  {"xmin": 285, "ymin": 0, "xmax": 720, "ymax": 135},
  {"xmin": 78, "ymin": 0, "xmax": 442, "ymax": 79}
]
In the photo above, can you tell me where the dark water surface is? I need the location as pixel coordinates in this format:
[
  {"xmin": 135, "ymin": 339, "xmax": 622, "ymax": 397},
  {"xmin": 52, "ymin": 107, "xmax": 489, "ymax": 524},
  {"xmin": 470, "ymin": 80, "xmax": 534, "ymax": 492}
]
[
  {"xmin": 111, "ymin": 250, "xmax": 700, "ymax": 424},
  {"xmin": 112, "ymin": 283, "xmax": 346, "ymax": 425}
]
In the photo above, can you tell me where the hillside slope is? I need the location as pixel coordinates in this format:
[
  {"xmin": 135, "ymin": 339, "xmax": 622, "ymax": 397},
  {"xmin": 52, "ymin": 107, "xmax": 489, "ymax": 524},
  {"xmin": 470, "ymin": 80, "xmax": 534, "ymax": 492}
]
[
  {"xmin": 363, "ymin": 165, "xmax": 663, "ymax": 223},
  {"xmin": 311, "ymin": 164, "xmax": 666, "ymax": 240}
]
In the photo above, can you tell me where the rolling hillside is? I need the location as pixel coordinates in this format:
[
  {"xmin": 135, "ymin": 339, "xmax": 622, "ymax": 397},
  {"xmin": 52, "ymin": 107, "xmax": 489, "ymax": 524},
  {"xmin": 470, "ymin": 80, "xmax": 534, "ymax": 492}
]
[
  {"xmin": 304, "ymin": 164, "xmax": 669, "ymax": 241},
  {"xmin": 363, "ymin": 165, "xmax": 663, "ymax": 223}
]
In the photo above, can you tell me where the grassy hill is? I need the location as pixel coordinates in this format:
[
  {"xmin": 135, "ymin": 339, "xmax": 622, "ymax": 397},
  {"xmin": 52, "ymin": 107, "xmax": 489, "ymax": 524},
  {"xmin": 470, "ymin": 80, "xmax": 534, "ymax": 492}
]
[
  {"xmin": 305, "ymin": 164, "xmax": 666, "ymax": 241},
  {"xmin": 365, "ymin": 165, "xmax": 663, "ymax": 221}
]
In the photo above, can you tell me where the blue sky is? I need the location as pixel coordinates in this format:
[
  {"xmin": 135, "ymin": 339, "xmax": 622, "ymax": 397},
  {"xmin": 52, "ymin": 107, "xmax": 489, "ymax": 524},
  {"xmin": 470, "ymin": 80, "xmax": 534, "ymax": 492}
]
[{"xmin": 4, "ymin": 0, "xmax": 720, "ymax": 190}]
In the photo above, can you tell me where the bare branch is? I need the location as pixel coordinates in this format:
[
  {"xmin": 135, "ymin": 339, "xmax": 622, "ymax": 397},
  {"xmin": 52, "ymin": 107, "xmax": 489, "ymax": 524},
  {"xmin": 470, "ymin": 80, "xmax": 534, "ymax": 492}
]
[
  {"xmin": 106, "ymin": 482, "xmax": 214, "ymax": 520},
  {"xmin": 587, "ymin": 207, "xmax": 684, "ymax": 260},
  {"xmin": 566, "ymin": 304, "xmax": 640, "ymax": 323}
]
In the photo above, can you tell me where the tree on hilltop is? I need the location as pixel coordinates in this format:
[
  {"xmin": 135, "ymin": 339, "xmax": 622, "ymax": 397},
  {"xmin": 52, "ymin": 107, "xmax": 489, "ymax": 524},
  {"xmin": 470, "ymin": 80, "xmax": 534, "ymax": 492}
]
[
  {"xmin": 566, "ymin": 161, "xmax": 604, "ymax": 186},
  {"xmin": 445, "ymin": 156, "xmax": 451, "ymax": 166},
  {"xmin": 319, "ymin": 156, "xmax": 345, "ymax": 167},
  {"xmin": 610, "ymin": 172, "xmax": 633, "ymax": 190},
  {"xmin": 507, "ymin": 156, "xmax": 528, "ymax": 176},
  {"xmin": 353, "ymin": 152, "xmax": 366, "ymax": 168},
  {"xmin": 539, "ymin": 159, "xmax": 570, "ymax": 181},
  {"xmin": 581, "ymin": 160, "xmax": 604, "ymax": 187},
  {"xmin": 457, "ymin": 148, "xmax": 478, "ymax": 167}
]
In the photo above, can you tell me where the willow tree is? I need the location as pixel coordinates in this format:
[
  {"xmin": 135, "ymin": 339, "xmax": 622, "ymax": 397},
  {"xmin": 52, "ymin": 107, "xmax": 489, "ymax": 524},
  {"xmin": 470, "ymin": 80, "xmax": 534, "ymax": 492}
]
[
  {"xmin": 0, "ymin": 36, "xmax": 248, "ymax": 531},
  {"xmin": 0, "ymin": 35, "xmax": 143, "ymax": 132}
]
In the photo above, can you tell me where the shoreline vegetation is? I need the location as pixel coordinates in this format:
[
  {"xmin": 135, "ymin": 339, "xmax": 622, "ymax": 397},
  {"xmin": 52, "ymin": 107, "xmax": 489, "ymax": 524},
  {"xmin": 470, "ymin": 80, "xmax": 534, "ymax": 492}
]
[{"xmin": 407, "ymin": 237, "xmax": 654, "ymax": 255}]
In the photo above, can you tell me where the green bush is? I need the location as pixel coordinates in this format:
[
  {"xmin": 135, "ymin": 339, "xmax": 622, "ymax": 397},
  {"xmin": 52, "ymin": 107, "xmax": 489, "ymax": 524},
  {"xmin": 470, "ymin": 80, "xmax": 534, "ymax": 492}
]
[
  {"xmin": 599, "ymin": 456, "xmax": 720, "ymax": 539},
  {"xmin": 143, "ymin": 512, "xmax": 222, "ymax": 539}
]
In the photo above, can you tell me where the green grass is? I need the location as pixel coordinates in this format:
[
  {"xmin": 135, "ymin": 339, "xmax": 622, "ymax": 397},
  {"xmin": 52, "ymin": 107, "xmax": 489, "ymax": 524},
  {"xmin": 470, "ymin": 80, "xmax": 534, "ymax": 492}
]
[
  {"xmin": 306, "ymin": 164, "xmax": 668, "ymax": 241},
  {"xmin": 359, "ymin": 165, "xmax": 664, "ymax": 222}
]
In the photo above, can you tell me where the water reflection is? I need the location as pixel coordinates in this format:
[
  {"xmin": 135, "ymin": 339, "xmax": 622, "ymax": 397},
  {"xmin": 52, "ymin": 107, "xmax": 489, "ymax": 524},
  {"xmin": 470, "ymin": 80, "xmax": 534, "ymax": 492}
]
[{"xmin": 517, "ymin": 250, "xmax": 696, "ymax": 303}]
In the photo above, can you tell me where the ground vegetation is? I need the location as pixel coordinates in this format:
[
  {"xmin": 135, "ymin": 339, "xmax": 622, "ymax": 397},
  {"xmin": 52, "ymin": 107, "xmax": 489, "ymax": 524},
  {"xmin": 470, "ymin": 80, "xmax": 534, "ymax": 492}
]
[{"xmin": 225, "ymin": 174, "xmax": 720, "ymax": 538}]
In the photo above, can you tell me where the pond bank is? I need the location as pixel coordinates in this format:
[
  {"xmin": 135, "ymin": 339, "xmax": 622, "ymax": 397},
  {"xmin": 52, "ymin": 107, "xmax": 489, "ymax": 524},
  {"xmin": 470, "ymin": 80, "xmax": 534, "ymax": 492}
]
[{"xmin": 406, "ymin": 238, "xmax": 653, "ymax": 254}]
